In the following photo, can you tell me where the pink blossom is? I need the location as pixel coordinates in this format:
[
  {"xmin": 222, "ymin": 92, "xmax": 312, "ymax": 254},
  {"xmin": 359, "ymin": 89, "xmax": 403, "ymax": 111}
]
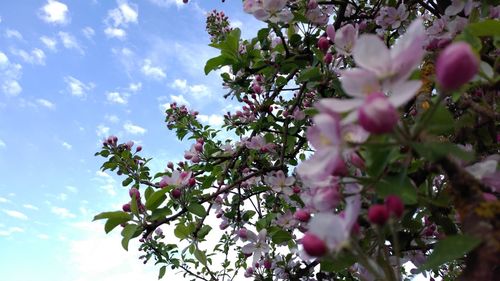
[
  {"xmin": 436, "ymin": 41, "xmax": 479, "ymax": 91},
  {"xmin": 265, "ymin": 170, "xmax": 295, "ymax": 195},
  {"xmin": 358, "ymin": 92, "xmax": 399, "ymax": 134},
  {"xmin": 159, "ymin": 170, "xmax": 192, "ymax": 188},
  {"xmin": 466, "ymin": 158, "xmax": 500, "ymax": 192},
  {"xmin": 307, "ymin": 194, "xmax": 361, "ymax": 252},
  {"xmin": 241, "ymin": 229, "xmax": 270, "ymax": 266},
  {"xmin": 245, "ymin": 135, "xmax": 275, "ymax": 152},
  {"xmin": 243, "ymin": 0, "xmax": 292, "ymax": 23},
  {"xmin": 334, "ymin": 24, "xmax": 358, "ymax": 56}
]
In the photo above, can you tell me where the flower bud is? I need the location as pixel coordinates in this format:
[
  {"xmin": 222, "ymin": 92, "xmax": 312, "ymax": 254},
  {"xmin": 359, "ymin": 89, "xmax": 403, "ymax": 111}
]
[
  {"xmin": 358, "ymin": 92, "xmax": 398, "ymax": 134},
  {"xmin": 167, "ymin": 162, "xmax": 174, "ymax": 169},
  {"xmin": 122, "ymin": 203, "xmax": 131, "ymax": 212},
  {"xmin": 324, "ymin": 52, "xmax": 333, "ymax": 65},
  {"xmin": 294, "ymin": 209, "xmax": 311, "ymax": 222},
  {"xmin": 385, "ymin": 195, "xmax": 404, "ymax": 218},
  {"xmin": 237, "ymin": 228, "xmax": 248, "ymax": 239},
  {"xmin": 317, "ymin": 36, "xmax": 330, "ymax": 53},
  {"xmin": 326, "ymin": 25, "xmax": 335, "ymax": 41},
  {"xmin": 368, "ymin": 204, "xmax": 389, "ymax": 225},
  {"xmin": 135, "ymin": 145, "xmax": 142, "ymax": 152},
  {"xmin": 307, "ymin": 0, "xmax": 318, "ymax": 9},
  {"xmin": 194, "ymin": 142, "xmax": 203, "ymax": 152},
  {"xmin": 302, "ymin": 233, "xmax": 327, "ymax": 257},
  {"xmin": 436, "ymin": 42, "xmax": 479, "ymax": 91},
  {"xmin": 171, "ymin": 188, "xmax": 182, "ymax": 199},
  {"xmin": 129, "ymin": 188, "xmax": 140, "ymax": 200},
  {"xmin": 263, "ymin": 259, "xmax": 272, "ymax": 269},
  {"xmin": 188, "ymin": 178, "xmax": 196, "ymax": 187}
]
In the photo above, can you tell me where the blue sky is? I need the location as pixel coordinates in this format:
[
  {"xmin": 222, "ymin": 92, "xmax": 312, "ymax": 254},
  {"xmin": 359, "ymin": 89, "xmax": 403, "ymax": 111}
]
[{"xmin": 0, "ymin": 1, "xmax": 263, "ymax": 280}]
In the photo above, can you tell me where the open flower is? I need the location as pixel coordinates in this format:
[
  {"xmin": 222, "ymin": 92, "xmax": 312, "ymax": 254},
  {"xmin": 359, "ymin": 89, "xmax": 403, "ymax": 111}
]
[
  {"xmin": 159, "ymin": 170, "xmax": 192, "ymax": 188},
  {"xmin": 307, "ymin": 194, "xmax": 361, "ymax": 252},
  {"xmin": 265, "ymin": 170, "xmax": 295, "ymax": 195},
  {"xmin": 242, "ymin": 229, "xmax": 270, "ymax": 266},
  {"xmin": 243, "ymin": 0, "xmax": 292, "ymax": 23},
  {"xmin": 318, "ymin": 18, "xmax": 425, "ymax": 123}
]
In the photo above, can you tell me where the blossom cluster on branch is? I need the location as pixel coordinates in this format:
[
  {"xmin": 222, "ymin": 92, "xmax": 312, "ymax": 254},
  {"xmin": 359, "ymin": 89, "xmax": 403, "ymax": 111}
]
[{"xmin": 94, "ymin": 1, "xmax": 500, "ymax": 280}]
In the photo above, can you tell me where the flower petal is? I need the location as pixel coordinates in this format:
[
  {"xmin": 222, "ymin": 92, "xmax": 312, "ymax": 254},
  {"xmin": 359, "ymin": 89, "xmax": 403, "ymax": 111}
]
[
  {"xmin": 340, "ymin": 68, "xmax": 382, "ymax": 98},
  {"xmin": 353, "ymin": 34, "xmax": 391, "ymax": 76},
  {"xmin": 316, "ymin": 98, "xmax": 364, "ymax": 114},
  {"xmin": 387, "ymin": 80, "xmax": 422, "ymax": 108}
]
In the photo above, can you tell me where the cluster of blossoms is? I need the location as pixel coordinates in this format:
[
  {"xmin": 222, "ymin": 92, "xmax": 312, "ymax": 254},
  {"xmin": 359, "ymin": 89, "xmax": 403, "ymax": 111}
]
[
  {"xmin": 95, "ymin": 1, "xmax": 500, "ymax": 281},
  {"xmin": 206, "ymin": 9, "xmax": 233, "ymax": 43}
]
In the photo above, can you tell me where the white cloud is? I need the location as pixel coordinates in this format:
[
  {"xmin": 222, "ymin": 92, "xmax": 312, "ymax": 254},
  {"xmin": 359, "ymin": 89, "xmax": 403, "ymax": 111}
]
[
  {"xmin": 0, "ymin": 197, "xmax": 9, "ymax": 203},
  {"xmin": 65, "ymin": 185, "xmax": 78, "ymax": 193},
  {"xmin": 5, "ymin": 29, "xmax": 23, "ymax": 40},
  {"xmin": 128, "ymin": 82, "xmax": 142, "ymax": 92},
  {"xmin": 82, "ymin": 27, "xmax": 95, "ymax": 39},
  {"xmin": 0, "ymin": 51, "xmax": 23, "ymax": 97},
  {"xmin": 94, "ymin": 171, "xmax": 116, "ymax": 196},
  {"xmin": 123, "ymin": 122, "xmax": 146, "ymax": 135},
  {"xmin": 104, "ymin": 1, "xmax": 138, "ymax": 40},
  {"xmin": 36, "ymin": 98, "xmax": 55, "ymax": 109},
  {"xmin": 106, "ymin": 91, "xmax": 127, "ymax": 105},
  {"xmin": 105, "ymin": 115, "xmax": 120, "ymax": 123},
  {"xmin": 39, "ymin": 0, "xmax": 69, "ymax": 25},
  {"xmin": 171, "ymin": 79, "xmax": 187, "ymax": 90},
  {"xmin": 0, "ymin": 227, "xmax": 24, "ymax": 237},
  {"xmin": 37, "ymin": 234, "xmax": 50, "ymax": 239},
  {"xmin": 170, "ymin": 94, "xmax": 190, "ymax": 106},
  {"xmin": 104, "ymin": 27, "xmax": 126, "ymax": 39},
  {"xmin": 11, "ymin": 48, "xmax": 46, "ymax": 65},
  {"xmin": 57, "ymin": 193, "xmax": 68, "ymax": 201},
  {"xmin": 62, "ymin": 142, "xmax": 72, "ymax": 150},
  {"xmin": 198, "ymin": 114, "xmax": 224, "ymax": 127},
  {"xmin": 3, "ymin": 209, "xmax": 28, "ymax": 220},
  {"xmin": 23, "ymin": 204, "xmax": 39, "ymax": 210},
  {"xmin": 170, "ymin": 79, "xmax": 212, "ymax": 99},
  {"xmin": 141, "ymin": 59, "xmax": 165, "ymax": 80},
  {"xmin": 40, "ymin": 36, "xmax": 57, "ymax": 51},
  {"xmin": 58, "ymin": 32, "xmax": 83, "ymax": 53},
  {"xmin": 96, "ymin": 124, "xmax": 110, "ymax": 138},
  {"xmin": 148, "ymin": 0, "xmax": 184, "ymax": 8},
  {"xmin": 64, "ymin": 76, "xmax": 95, "ymax": 98},
  {"xmin": 51, "ymin": 206, "xmax": 76, "ymax": 219}
]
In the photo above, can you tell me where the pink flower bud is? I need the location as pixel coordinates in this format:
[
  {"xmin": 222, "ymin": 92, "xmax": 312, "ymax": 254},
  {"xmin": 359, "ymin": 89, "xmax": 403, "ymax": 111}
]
[
  {"xmin": 194, "ymin": 143, "xmax": 203, "ymax": 152},
  {"xmin": 307, "ymin": 0, "xmax": 318, "ymax": 9},
  {"xmin": 197, "ymin": 138, "xmax": 204, "ymax": 144},
  {"xmin": 263, "ymin": 259, "xmax": 272, "ymax": 269},
  {"xmin": 385, "ymin": 195, "xmax": 404, "ymax": 218},
  {"xmin": 350, "ymin": 152, "xmax": 365, "ymax": 169},
  {"xmin": 358, "ymin": 92, "xmax": 398, "ymax": 134},
  {"xmin": 129, "ymin": 188, "xmax": 140, "ymax": 200},
  {"xmin": 293, "ymin": 186, "xmax": 301, "ymax": 194},
  {"xmin": 294, "ymin": 209, "xmax": 311, "ymax": 222},
  {"xmin": 368, "ymin": 204, "xmax": 389, "ymax": 225},
  {"xmin": 323, "ymin": 52, "xmax": 333, "ymax": 65},
  {"xmin": 326, "ymin": 25, "xmax": 335, "ymax": 41},
  {"xmin": 188, "ymin": 178, "xmax": 196, "ymax": 187},
  {"xmin": 171, "ymin": 188, "xmax": 182, "ymax": 199},
  {"xmin": 436, "ymin": 42, "xmax": 479, "ymax": 91},
  {"xmin": 237, "ymin": 228, "xmax": 248, "ymax": 239},
  {"xmin": 167, "ymin": 162, "xmax": 174, "ymax": 169},
  {"xmin": 302, "ymin": 233, "xmax": 327, "ymax": 257},
  {"xmin": 135, "ymin": 145, "xmax": 142, "ymax": 152},
  {"xmin": 317, "ymin": 36, "xmax": 330, "ymax": 53},
  {"xmin": 122, "ymin": 203, "xmax": 131, "ymax": 212},
  {"xmin": 244, "ymin": 267, "xmax": 254, "ymax": 277}
]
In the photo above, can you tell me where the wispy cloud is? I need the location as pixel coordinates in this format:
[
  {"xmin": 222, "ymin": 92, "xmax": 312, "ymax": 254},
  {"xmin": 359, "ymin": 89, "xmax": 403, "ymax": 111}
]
[
  {"xmin": 0, "ymin": 51, "xmax": 23, "ymax": 97},
  {"xmin": 96, "ymin": 124, "xmax": 110, "ymax": 138},
  {"xmin": 0, "ymin": 227, "xmax": 24, "ymax": 237},
  {"xmin": 5, "ymin": 29, "xmax": 23, "ymax": 40},
  {"xmin": 39, "ymin": 0, "xmax": 70, "ymax": 25},
  {"xmin": 0, "ymin": 196, "xmax": 9, "ymax": 203},
  {"xmin": 62, "ymin": 142, "xmax": 72, "ymax": 150},
  {"xmin": 3, "ymin": 209, "xmax": 28, "ymax": 220},
  {"xmin": 198, "ymin": 114, "xmax": 224, "ymax": 127},
  {"xmin": 36, "ymin": 98, "xmax": 55, "ymax": 109},
  {"xmin": 105, "ymin": 114, "xmax": 120, "ymax": 123},
  {"xmin": 51, "ymin": 206, "xmax": 76, "ymax": 219},
  {"xmin": 65, "ymin": 186, "xmax": 78, "ymax": 193},
  {"xmin": 37, "ymin": 234, "xmax": 50, "ymax": 239},
  {"xmin": 94, "ymin": 171, "xmax": 116, "ymax": 196},
  {"xmin": 58, "ymin": 32, "xmax": 84, "ymax": 54},
  {"xmin": 123, "ymin": 122, "xmax": 146, "ymax": 135},
  {"xmin": 23, "ymin": 204, "xmax": 39, "ymax": 210},
  {"xmin": 106, "ymin": 91, "xmax": 128, "ymax": 105},
  {"xmin": 11, "ymin": 48, "xmax": 46, "ymax": 65},
  {"xmin": 141, "ymin": 59, "xmax": 166, "ymax": 80},
  {"xmin": 0, "ymin": 140, "xmax": 5, "ymax": 149},
  {"xmin": 64, "ymin": 76, "xmax": 95, "ymax": 98},
  {"xmin": 104, "ymin": 0, "xmax": 138, "ymax": 40},
  {"xmin": 40, "ymin": 36, "xmax": 58, "ymax": 51},
  {"xmin": 170, "ymin": 94, "xmax": 190, "ymax": 106},
  {"xmin": 82, "ymin": 27, "xmax": 95, "ymax": 39}
]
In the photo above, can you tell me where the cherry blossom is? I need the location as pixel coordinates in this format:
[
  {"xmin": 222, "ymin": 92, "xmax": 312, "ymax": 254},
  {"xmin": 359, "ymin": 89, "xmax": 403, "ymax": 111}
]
[
  {"xmin": 265, "ymin": 170, "xmax": 294, "ymax": 195},
  {"xmin": 241, "ymin": 229, "xmax": 271, "ymax": 266}
]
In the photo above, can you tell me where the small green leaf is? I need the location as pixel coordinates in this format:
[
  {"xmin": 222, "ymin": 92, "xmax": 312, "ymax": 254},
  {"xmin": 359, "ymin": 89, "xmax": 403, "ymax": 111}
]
[
  {"xmin": 145, "ymin": 188, "xmax": 170, "ymax": 210},
  {"xmin": 413, "ymin": 142, "xmax": 474, "ymax": 162},
  {"xmin": 419, "ymin": 235, "xmax": 481, "ymax": 271},
  {"xmin": 197, "ymin": 225, "xmax": 212, "ymax": 240},
  {"xmin": 122, "ymin": 177, "xmax": 133, "ymax": 187},
  {"xmin": 271, "ymin": 229, "xmax": 292, "ymax": 244},
  {"xmin": 194, "ymin": 249, "xmax": 207, "ymax": 265},
  {"xmin": 121, "ymin": 224, "xmax": 140, "ymax": 251},
  {"xmin": 104, "ymin": 217, "xmax": 131, "ymax": 234},
  {"xmin": 187, "ymin": 203, "xmax": 207, "ymax": 217},
  {"xmin": 467, "ymin": 20, "xmax": 500, "ymax": 37},
  {"xmin": 297, "ymin": 67, "xmax": 322, "ymax": 82},
  {"xmin": 364, "ymin": 141, "xmax": 396, "ymax": 177},
  {"xmin": 426, "ymin": 105, "xmax": 455, "ymax": 135},
  {"xmin": 174, "ymin": 223, "xmax": 191, "ymax": 239},
  {"xmin": 158, "ymin": 265, "xmax": 166, "ymax": 279},
  {"xmin": 93, "ymin": 211, "xmax": 132, "ymax": 221},
  {"xmin": 375, "ymin": 174, "xmax": 417, "ymax": 204},
  {"xmin": 320, "ymin": 253, "xmax": 356, "ymax": 272},
  {"xmin": 130, "ymin": 196, "xmax": 139, "ymax": 216}
]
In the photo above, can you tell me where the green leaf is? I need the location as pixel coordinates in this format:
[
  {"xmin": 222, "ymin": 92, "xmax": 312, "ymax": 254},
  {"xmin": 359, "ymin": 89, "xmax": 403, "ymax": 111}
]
[
  {"xmin": 364, "ymin": 142, "xmax": 396, "ymax": 177},
  {"xmin": 130, "ymin": 196, "xmax": 139, "ymax": 216},
  {"xmin": 419, "ymin": 235, "xmax": 481, "ymax": 271},
  {"xmin": 93, "ymin": 211, "xmax": 132, "ymax": 221},
  {"xmin": 158, "ymin": 265, "xmax": 166, "ymax": 279},
  {"xmin": 104, "ymin": 217, "xmax": 131, "ymax": 234},
  {"xmin": 412, "ymin": 142, "xmax": 474, "ymax": 162},
  {"xmin": 174, "ymin": 223, "xmax": 191, "ymax": 239},
  {"xmin": 375, "ymin": 174, "xmax": 417, "ymax": 204},
  {"xmin": 187, "ymin": 203, "xmax": 206, "ymax": 217},
  {"xmin": 467, "ymin": 20, "xmax": 500, "ymax": 37},
  {"xmin": 150, "ymin": 207, "xmax": 173, "ymax": 221},
  {"xmin": 122, "ymin": 177, "xmax": 133, "ymax": 187},
  {"xmin": 121, "ymin": 224, "xmax": 140, "ymax": 251},
  {"xmin": 271, "ymin": 229, "xmax": 292, "ymax": 244},
  {"xmin": 426, "ymin": 104, "xmax": 455, "ymax": 135},
  {"xmin": 320, "ymin": 253, "xmax": 356, "ymax": 272},
  {"xmin": 297, "ymin": 67, "xmax": 322, "ymax": 82},
  {"xmin": 145, "ymin": 188, "xmax": 170, "ymax": 210},
  {"xmin": 197, "ymin": 225, "xmax": 212, "ymax": 240},
  {"xmin": 194, "ymin": 249, "xmax": 207, "ymax": 265},
  {"xmin": 204, "ymin": 55, "xmax": 230, "ymax": 75}
]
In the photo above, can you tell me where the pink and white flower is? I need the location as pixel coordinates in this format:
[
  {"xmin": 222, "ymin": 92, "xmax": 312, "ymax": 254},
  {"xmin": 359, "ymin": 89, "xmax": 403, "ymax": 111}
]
[
  {"xmin": 159, "ymin": 170, "xmax": 192, "ymax": 188},
  {"xmin": 241, "ymin": 229, "xmax": 271, "ymax": 266},
  {"xmin": 334, "ymin": 24, "xmax": 358, "ymax": 56},
  {"xmin": 265, "ymin": 170, "xmax": 295, "ymax": 195}
]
